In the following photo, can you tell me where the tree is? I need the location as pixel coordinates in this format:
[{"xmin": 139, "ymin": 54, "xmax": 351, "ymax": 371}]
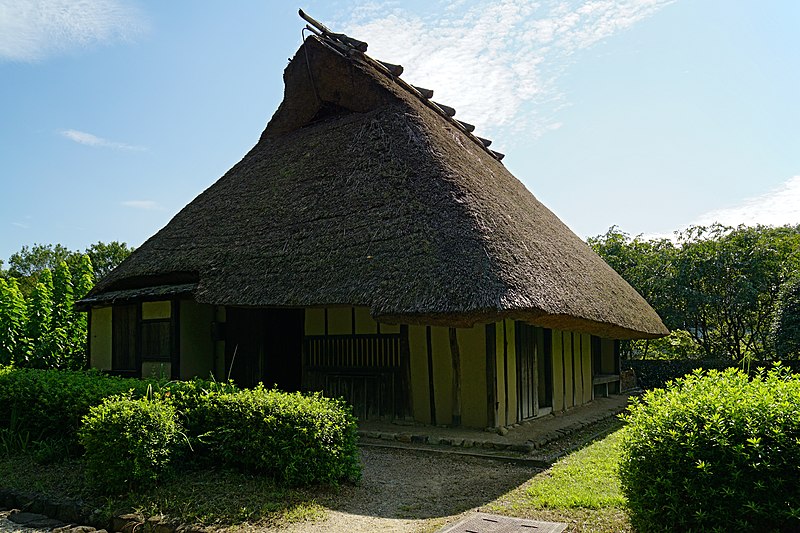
[
  {"xmin": 0, "ymin": 278, "xmax": 27, "ymax": 365},
  {"xmin": 8, "ymin": 243, "xmax": 75, "ymax": 278},
  {"xmin": 85, "ymin": 241, "xmax": 134, "ymax": 280},
  {"xmin": 68, "ymin": 255, "xmax": 95, "ymax": 367},
  {"xmin": 672, "ymin": 224, "xmax": 799, "ymax": 361},
  {"xmin": 52, "ymin": 261, "xmax": 73, "ymax": 331},
  {"xmin": 0, "ymin": 247, "xmax": 97, "ymax": 369},
  {"xmin": 5, "ymin": 241, "xmax": 132, "ymax": 297},
  {"xmin": 26, "ymin": 269, "xmax": 54, "ymax": 367},
  {"xmin": 589, "ymin": 223, "xmax": 800, "ymax": 363},
  {"xmin": 771, "ymin": 276, "xmax": 800, "ymax": 359}
]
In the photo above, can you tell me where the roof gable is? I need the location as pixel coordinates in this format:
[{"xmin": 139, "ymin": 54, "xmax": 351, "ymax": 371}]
[{"xmin": 84, "ymin": 21, "xmax": 667, "ymax": 339}]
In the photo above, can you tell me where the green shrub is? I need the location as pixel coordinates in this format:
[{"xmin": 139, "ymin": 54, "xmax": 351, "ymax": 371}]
[
  {"xmin": 620, "ymin": 366, "xmax": 800, "ymax": 532},
  {"xmin": 0, "ymin": 366, "xmax": 225, "ymax": 450},
  {"xmin": 0, "ymin": 366, "xmax": 150, "ymax": 448},
  {"xmin": 79, "ymin": 393, "xmax": 182, "ymax": 491},
  {"xmin": 0, "ymin": 367, "xmax": 361, "ymax": 488},
  {"xmin": 187, "ymin": 386, "xmax": 360, "ymax": 486}
]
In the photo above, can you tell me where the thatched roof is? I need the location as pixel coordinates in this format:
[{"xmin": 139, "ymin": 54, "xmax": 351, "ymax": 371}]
[{"xmin": 81, "ymin": 25, "xmax": 668, "ymax": 340}]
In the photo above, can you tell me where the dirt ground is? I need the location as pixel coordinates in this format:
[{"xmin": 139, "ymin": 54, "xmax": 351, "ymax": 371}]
[{"xmin": 277, "ymin": 446, "xmax": 544, "ymax": 533}]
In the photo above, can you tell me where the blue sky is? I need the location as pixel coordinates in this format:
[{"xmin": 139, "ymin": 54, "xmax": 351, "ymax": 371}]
[{"xmin": 1, "ymin": 1, "xmax": 798, "ymax": 264}]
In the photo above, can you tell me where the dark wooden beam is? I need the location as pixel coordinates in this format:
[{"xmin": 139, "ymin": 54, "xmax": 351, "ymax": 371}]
[
  {"xmin": 449, "ymin": 327, "xmax": 462, "ymax": 427},
  {"xmin": 485, "ymin": 324, "xmax": 497, "ymax": 428},
  {"xmin": 426, "ymin": 326, "xmax": 436, "ymax": 425}
]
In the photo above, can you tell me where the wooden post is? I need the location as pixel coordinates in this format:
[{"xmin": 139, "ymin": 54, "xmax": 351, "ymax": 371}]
[
  {"xmin": 485, "ymin": 324, "xmax": 497, "ymax": 428},
  {"xmin": 426, "ymin": 326, "xmax": 436, "ymax": 426},
  {"xmin": 449, "ymin": 327, "xmax": 462, "ymax": 427},
  {"xmin": 400, "ymin": 325, "xmax": 413, "ymax": 420}
]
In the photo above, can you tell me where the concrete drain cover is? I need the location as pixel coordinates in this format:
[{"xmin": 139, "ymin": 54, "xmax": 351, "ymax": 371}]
[{"xmin": 438, "ymin": 512, "xmax": 567, "ymax": 533}]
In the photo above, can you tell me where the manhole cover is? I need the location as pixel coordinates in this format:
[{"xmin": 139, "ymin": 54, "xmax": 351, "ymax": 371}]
[{"xmin": 438, "ymin": 512, "xmax": 567, "ymax": 533}]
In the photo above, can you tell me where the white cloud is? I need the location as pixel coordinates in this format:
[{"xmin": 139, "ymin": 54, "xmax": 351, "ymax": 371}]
[
  {"xmin": 11, "ymin": 221, "xmax": 30, "ymax": 229},
  {"xmin": 693, "ymin": 175, "xmax": 800, "ymax": 228},
  {"xmin": 339, "ymin": 0, "xmax": 675, "ymax": 143},
  {"xmin": 0, "ymin": 0, "xmax": 147, "ymax": 62},
  {"xmin": 60, "ymin": 129, "xmax": 146, "ymax": 151},
  {"xmin": 122, "ymin": 200, "xmax": 161, "ymax": 211}
]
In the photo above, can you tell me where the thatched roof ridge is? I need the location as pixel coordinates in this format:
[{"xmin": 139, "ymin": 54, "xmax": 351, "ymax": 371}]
[{"xmin": 84, "ymin": 32, "xmax": 667, "ymax": 339}]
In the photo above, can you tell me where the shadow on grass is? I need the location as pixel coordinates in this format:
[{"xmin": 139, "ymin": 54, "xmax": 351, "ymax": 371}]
[{"xmin": 0, "ymin": 455, "xmax": 323, "ymax": 528}]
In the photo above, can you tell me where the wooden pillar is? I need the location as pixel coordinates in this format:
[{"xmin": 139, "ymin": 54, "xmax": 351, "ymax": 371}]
[
  {"xmin": 399, "ymin": 325, "xmax": 413, "ymax": 419},
  {"xmin": 449, "ymin": 327, "xmax": 461, "ymax": 427},
  {"xmin": 485, "ymin": 324, "xmax": 497, "ymax": 427},
  {"xmin": 426, "ymin": 326, "xmax": 436, "ymax": 425}
]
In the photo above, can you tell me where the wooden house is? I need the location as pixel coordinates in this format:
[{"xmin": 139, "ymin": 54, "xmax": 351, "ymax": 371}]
[{"xmin": 78, "ymin": 14, "xmax": 667, "ymax": 428}]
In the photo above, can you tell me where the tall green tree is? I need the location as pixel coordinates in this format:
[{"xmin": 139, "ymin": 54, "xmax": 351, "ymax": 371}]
[
  {"xmin": 85, "ymin": 241, "xmax": 134, "ymax": 280},
  {"xmin": 771, "ymin": 276, "xmax": 800, "ymax": 359},
  {"xmin": 0, "ymin": 248, "xmax": 98, "ymax": 369},
  {"xmin": 52, "ymin": 261, "xmax": 73, "ymax": 331},
  {"xmin": 26, "ymin": 269, "xmax": 54, "ymax": 367},
  {"xmin": 0, "ymin": 278, "xmax": 27, "ymax": 365},
  {"xmin": 590, "ymin": 223, "xmax": 800, "ymax": 362},
  {"xmin": 67, "ymin": 255, "xmax": 95, "ymax": 368},
  {"xmin": 673, "ymin": 224, "xmax": 800, "ymax": 361}
]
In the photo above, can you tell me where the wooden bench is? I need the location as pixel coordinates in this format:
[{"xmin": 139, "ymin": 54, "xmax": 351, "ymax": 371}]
[{"xmin": 592, "ymin": 374, "xmax": 620, "ymax": 398}]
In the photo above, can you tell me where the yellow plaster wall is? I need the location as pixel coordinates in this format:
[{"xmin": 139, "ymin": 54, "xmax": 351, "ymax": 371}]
[
  {"xmin": 552, "ymin": 330, "xmax": 564, "ymax": 412},
  {"xmin": 379, "ymin": 322, "xmax": 401, "ymax": 334},
  {"xmin": 494, "ymin": 322, "xmax": 505, "ymax": 425},
  {"xmin": 506, "ymin": 319, "xmax": 517, "ymax": 425},
  {"xmin": 408, "ymin": 325, "xmax": 431, "ymax": 424},
  {"xmin": 430, "ymin": 326, "xmax": 453, "ymax": 426},
  {"xmin": 179, "ymin": 300, "xmax": 215, "ymax": 380},
  {"xmin": 90, "ymin": 306, "xmax": 112, "ymax": 370},
  {"xmin": 563, "ymin": 332, "xmax": 574, "ymax": 409},
  {"xmin": 574, "ymin": 333, "xmax": 585, "ymax": 406},
  {"xmin": 305, "ymin": 308, "xmax": 325, "ymax": 336},
  {"xmin": 354, "ymin": 307, "xmax": 376, "ymax": 334},
  {"xmin": 494, "ymin": 320, "xmax": 518, "ymax": 426},
  {"xmin": 327, "ymin": 307, "xmax": 352, "ymax": 335},
  {"xmin": 457, "ymin": 324, "xmax": 487, "ymax": 428},
  {"xmin": 142, "ymin": 301, "xmax": 170, "ymax": 320},
  {"xmin": 581, "ymin": 333, "xmax": 593, "ymax": 405}
]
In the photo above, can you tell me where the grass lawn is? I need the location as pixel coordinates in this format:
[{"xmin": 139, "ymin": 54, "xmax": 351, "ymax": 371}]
[{"xmin": 486, "ymin": 426, "xmax": 633, "ymax": 533}]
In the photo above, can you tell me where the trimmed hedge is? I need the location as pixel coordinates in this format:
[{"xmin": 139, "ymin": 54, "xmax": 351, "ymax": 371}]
[
  {"xmin": 620, "ymin": 366, "xmax": 800, "ymax": 532},
  {"xmin": 0, "ymin": 366, "xmax": 230, "ymax": 447},
  {"xmin": 79, "ymin": 394, "xmax": 182, "ymax": 491},
  {"xmin": 0, "ymin": 366, "xmax": 361, "ymax": 489},
  {"xmin": 186, "ymin": 385, "xmax": 361, "ymax": 486}
]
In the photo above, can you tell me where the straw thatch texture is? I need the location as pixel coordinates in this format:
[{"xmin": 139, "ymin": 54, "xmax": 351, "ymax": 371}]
[{"xmin": 85, "ymin": 36, "xmax": 667, "ymax": 340}]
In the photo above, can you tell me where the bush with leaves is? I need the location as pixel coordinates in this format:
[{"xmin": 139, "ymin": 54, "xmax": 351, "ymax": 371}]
[
  {"xmin": 620, "ymin": 366, "xmax": 800, "ymax": 532},
  {"xmin": 187, "ymin": 385, "xmax": 361, "ymax": 486},
  {"xmin": 0, "ymin": 367, "xmax": 230, "ymax": 450},
  {"xmin": 0, "ymin": 367, "xmax": 362, "ymax": 488},
  {"xmin": 0, "ymin": 366, "xmax": 152, "ymax": 448},
  {"xmin": 771, "ymin": 276, "xmax": 800, "ymax": 359},
  {"xmin": 79, "ymin": 393, "xmax": 183, "ymax": 491}
]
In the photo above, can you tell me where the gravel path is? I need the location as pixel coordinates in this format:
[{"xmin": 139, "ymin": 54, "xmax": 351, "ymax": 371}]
[{"xmin": 279, "ymin": 446, "xmax": 544, "ymax": 532}]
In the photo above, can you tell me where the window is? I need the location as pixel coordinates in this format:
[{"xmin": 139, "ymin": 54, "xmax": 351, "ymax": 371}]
[
  {"xmin": 111, "ymin": 300, "xmax": 174, "ymax": 374},
  {"xmin": 141, "ymin": 320, "xmax": 171, "ymax": 360}
]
